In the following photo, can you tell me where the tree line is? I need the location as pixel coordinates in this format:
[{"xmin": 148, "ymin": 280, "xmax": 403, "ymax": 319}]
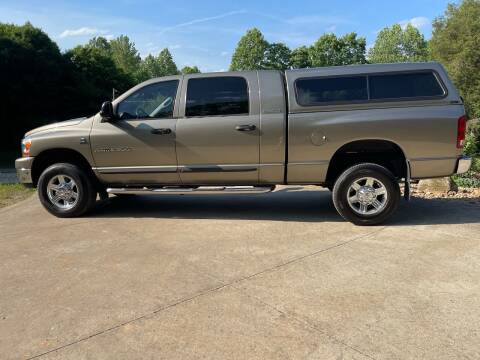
[
  {"xmin": 0, "ymin": 0, "xmax": 479, "ymax": 154},
  {"xmin": 0, "ymin": 25, "xmax": 200, "ymax": 150}
]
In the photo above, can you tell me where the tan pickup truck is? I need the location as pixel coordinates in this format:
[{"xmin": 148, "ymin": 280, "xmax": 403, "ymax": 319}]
[{"xmin": 16, "ymin": 62, "xmax": 471, "ymax": 225}]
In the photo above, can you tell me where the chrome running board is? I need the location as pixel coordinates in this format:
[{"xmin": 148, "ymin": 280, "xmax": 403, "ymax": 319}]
[{"xmin": 106, "ymin": 185, "xmax": 275, "ymax": 196}]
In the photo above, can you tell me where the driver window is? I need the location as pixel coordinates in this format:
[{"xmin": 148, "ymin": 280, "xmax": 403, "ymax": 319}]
[{"xmin": 117, "ymin": 80, "xmax": 179, "ymax": 120}]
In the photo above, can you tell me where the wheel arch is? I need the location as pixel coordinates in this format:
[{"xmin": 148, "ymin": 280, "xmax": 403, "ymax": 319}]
[
  {"xmin": 31, "ymin": 148, "xmax": 96, "ymax": 186},
  {"xmin": 325, "ymin": 139, "xmax": 407, "ymax": 186}
]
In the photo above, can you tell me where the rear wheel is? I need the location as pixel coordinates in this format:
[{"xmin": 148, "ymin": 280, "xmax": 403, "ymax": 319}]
[
  {"xmin": 332, "ymin": 163, "xmax": 400, "ymax": 225},
  {"xmin": 38, "ymin": 163, "xmax": 97, "ymax": 217}
]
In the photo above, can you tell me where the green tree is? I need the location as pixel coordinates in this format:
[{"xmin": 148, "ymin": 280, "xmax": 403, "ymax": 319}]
[
  {"xmin": 263, "ymin": 43, "xmax": 291, "ymax": 70},
  {"xmin": 156, "ymin": 48, "xmax": 179, "ymax": 76},
  {"xmin": 0, "ymin": 22, "xmax": 67, "ymax": 149},
  {"xmin": 65, "ymin": 45, "xmax": 133, "ymax": 112},
  {"xmin": 290, "ymin": 46, "xmax": 311, "ymax": 69},
  {"xmin": 181, "ymin": 65, "xmax": 201, "ymax": 74},
  {"xmin": 87, "ymin": 36, "xmax": 111, "ymax": 53},
  {"xmin": 368, "ymin": 24, "xmax": 428, "ymax": 63},
  {"xmin": 136, "ymin": 48, "xmax": 179, "ymax": 82},
  {"xmin": 109, "ymin": 35, "xmax": 141, "ymax": 76},
  {"xmin": 309, "ymin": 33, "xmax": 367, "ymax": 67},
  {"xmin": 230, "ymin": 28, "xmax": 269, "ymax": 70},
  {"xmin": 430, "ymin": 0, "xmax": 480, "ymax": 119},
  {"xmin": 136, "ymin": 54, "xmax": 161, "ymax": 81}
]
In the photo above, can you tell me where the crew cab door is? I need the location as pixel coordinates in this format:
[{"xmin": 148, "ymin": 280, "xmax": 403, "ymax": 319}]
[
  {"xmin": 176, "ymin": 73, "xmax": 260, "ymax": 184},
  {"xmin": 90, "ymin": 78, "xmax": 181, "ymax": 185}
]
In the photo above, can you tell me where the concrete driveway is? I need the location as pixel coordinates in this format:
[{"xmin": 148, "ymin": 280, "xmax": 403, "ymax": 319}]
[{"xmin": 1, "ymin": 187, "xmax": 479, "ymax": 360}]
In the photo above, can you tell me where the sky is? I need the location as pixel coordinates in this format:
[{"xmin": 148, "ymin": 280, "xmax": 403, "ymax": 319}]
[{"xmin": 0, "ymin": 0, "xmax": 453, "ymax": 72}]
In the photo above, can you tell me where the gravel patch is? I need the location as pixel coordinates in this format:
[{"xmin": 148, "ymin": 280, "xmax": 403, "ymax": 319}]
[{"xmin": 411, "ymin": 184, "xmax": 480, "ymax": 201}]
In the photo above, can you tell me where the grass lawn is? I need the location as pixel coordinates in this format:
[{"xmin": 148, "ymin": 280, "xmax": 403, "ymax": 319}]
[{"xmin": 0, "ymin": 184, "xmax": 35, "ymax": 209}]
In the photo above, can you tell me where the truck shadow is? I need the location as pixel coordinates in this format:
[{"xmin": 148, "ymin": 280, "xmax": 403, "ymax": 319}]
[
  {"xmin": 92, "ymin": 188, "xmax": 480, "ymax": 226},
  {"xmin": 94, "ymin": 189, "xmax": 342, "ymax": 222},
  {"xmin": 391, "ymin": 196, "xmax": 480, "ymax": 226}
]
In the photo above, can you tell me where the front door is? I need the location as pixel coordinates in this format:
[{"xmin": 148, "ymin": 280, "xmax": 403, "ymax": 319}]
[
  {"xmin": 91, "ymin": 79, "xmax": 181, "ymax": 185},
  {"xmin": 175, "ymin": 74, "xmax": 260, "ymax": 184}
]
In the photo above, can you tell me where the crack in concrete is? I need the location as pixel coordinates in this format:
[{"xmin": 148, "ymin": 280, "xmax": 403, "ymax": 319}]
[
  {"xmin": 231, "ymin": 284, "xmax": 378, "ymax": 360},
  {"xmin": 26, "ymin": 282, "xmax": 231, "ymax": 359},
  {"xmin": 227, "ymin": 228, "xmax": 385, "ymax": 360},
  {"xmin": 229, "ymin": 227, "xmax": 386, "ymax": 286},
  {"xmin": 27, "ymin": 227, "xmax": 385, "ymax": 359}
]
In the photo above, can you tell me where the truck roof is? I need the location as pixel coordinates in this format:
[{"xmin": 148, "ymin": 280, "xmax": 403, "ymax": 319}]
[
  {"xmin": 285, "ymin": 61, "xmax": 446, "ymax": 77},
  {"xmin": 143, "ymin": 62, "xmax": 446, "ymax": 85}
]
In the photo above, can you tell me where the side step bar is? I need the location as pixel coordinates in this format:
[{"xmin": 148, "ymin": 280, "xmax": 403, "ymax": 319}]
[{"xmin": 106, "ymin": 185, "xmax": 275, "ymax": 196}]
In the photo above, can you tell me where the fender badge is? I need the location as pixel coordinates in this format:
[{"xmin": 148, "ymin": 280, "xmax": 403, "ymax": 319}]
[{"xmin": 94, "ymin": 147, "xmax": 133, "ymax": 153}]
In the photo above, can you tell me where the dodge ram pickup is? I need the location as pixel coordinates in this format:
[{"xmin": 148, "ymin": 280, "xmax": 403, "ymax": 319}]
[{"xmin": 15, "ymin": 62, "xmax": 472, "ymax": 225}]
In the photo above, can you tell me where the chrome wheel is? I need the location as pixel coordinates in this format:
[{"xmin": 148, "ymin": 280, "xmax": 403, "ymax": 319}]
[
  {"xmin": 347, "ymin": 177, "xmax": 388, "ymax": 215},
  {"xmin": 46, "ymin": 175, "xmax": 79, "ymax": 210}
]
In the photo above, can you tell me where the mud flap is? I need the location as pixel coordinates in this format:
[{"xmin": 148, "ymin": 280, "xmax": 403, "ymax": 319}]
[{"xmin": 404, "ymin": 160, "xmax": 411, "ymax": 201}]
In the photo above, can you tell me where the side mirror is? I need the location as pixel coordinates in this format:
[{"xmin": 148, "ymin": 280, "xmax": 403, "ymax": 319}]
[{"xmin": 100, "ymin": 101, "xmax": 115, "ymax": 121}]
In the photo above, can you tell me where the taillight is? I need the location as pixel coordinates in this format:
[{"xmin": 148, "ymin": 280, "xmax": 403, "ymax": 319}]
[{"xmin": 457, "ymin": 115, "xmax": 467, "ymax": 149}]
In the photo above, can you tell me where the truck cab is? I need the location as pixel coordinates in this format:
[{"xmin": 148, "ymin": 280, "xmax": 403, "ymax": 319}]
[{"xmin": 91, "ymin": 71, "xmax": 286, "ymax": 186}]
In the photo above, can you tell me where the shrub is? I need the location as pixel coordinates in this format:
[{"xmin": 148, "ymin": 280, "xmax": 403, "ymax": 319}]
[
  {"xmin": 464, "ymin": 119, "xmax": 480, "ymax": 156},
  {"xmin": 452, "ymin": 156, "xmax": 480, "ymax": 188}
]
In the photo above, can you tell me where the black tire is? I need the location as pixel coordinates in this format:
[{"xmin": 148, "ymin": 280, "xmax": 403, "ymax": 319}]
[
  {"xmin": 38, "ymin": 163, "xmax": 97, "ymax": 218},
  {"xmin": 332, "ymin": 163, "xmax": 400, "ymax": 226}
]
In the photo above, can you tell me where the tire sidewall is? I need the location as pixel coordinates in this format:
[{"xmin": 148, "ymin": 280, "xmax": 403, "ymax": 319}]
[
  {"xmin": 333, "ymin": 164, "xmax": 400, "ymax": 225},
  {"xmin": 38, "ymin": 163, "xmax": 95, "ymax": 217}
]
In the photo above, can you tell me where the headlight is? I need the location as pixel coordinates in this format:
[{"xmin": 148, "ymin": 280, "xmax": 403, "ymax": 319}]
[{"xmin": 21, "ymin": 138, "xmax": 32, "ymax": 157}]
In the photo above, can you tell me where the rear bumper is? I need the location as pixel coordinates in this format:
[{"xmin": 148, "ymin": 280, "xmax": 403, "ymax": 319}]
[
  {"xmin": 455, "ymin": 156, "xmax": 472, "ymax": 174},
  {"xmin": 15, "ymin": 157, "xmax": 34, "ymax": 184}
]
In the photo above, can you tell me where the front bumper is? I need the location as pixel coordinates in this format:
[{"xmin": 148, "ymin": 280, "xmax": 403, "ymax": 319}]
[
  {"xmin": 15, "ymin": 157, "xmax": 34, "ymax": 184},
  {"xmin": 455, "ymin": 156, "xmax": 472, "ymax": 175}
]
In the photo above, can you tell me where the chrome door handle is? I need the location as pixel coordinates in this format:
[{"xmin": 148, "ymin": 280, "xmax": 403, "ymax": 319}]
[{"xmin": 235, "ymin": 124, "xmax": 256, "ymax": 132}]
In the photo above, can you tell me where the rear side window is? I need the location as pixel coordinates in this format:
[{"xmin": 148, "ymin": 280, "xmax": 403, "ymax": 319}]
[
  {"xmin": 369, "ymin": 72, "xmax": 445, "ymax": 100},
  {"xmin": 295, "ymin": 76, "xmax": 368, "ymax": 105},
  {"xmin": 186, "ymin": 76, "xmax": 249, "ymax": 117}
]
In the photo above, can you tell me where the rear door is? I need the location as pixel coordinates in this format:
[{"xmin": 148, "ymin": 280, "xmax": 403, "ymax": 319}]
[{"xmin": 175, "ymin": 73, "xmax": 260, "ymax": 184}]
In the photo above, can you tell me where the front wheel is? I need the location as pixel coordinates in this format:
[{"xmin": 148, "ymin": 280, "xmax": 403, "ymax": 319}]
[
  {"xmin": 332, "ymin": 163, "xmax": 400, "ymax": 225},
  {"xmin": 38, "ymin": 163, "xmax": 97, "ymax": 218}
]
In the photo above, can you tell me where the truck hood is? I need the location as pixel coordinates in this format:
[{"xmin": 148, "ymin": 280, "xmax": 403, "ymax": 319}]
[{"xmin": 25, "ymin": 117, "xmax": 87, "ymax": 137}]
